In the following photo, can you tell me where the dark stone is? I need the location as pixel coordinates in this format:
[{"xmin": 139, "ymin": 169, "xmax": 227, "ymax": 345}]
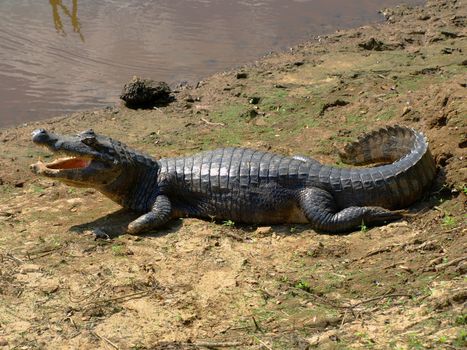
[
  {"xmin": 120, "ymin": 77, "xmax": 172, "ymax": 109},
  {"xmin": 249, "ymin": 97, "xmax": 260, "ymax": 104},
  {"xmin": 358, "ymin": 38, "xmax": 402, "ymax": 51},
  {"xmin": 241, "ymin": 109, "xmax": 258, "ymax": 119},
  {"xmin": 236, "ymin": 72, "xmax": 248, "ymax": 79},
  {"xmin": 359, "ymin": 38, "xmax": 386, "ymax": 51},
  {"xmin": 319, "ymin": 99, "xmax": 349, "ymax": 115},
  {"xmin": 415, "ymin": 67, "xmax": 441, "ymax": 75},
  {"xmin": 441, "ymin": 47, "xmax": 454, "ymax": 54},
  {"xmin": 441, "ymin": 31, "xmax": 459, "ymax": 38},
  {"xmin": 14, "ymin": 180, "xmax": 25, "ymax": 188}
]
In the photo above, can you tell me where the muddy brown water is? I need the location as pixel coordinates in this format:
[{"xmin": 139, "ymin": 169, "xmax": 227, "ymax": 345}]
[{"xmin": 0, "ymin": 0, "xmax": 424, "ymax": 128}]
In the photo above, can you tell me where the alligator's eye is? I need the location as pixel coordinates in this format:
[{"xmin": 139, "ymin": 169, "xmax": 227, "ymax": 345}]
[
  {"xmin": 79, "ymin": 129, "xmax": 96, "ymax": 137},
  {"xmin": 79, "ymin": 129, "xmax": 98, "ymax": 146},
  {"xmin": 81, "ymin": 136, "xmax": 98, "ymax": 146}
]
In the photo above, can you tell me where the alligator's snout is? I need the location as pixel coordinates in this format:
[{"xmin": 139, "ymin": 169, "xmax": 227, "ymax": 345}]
[
  {"xmin": 32, "ymin": 128, "xmax": 51, "ymax": 143},
  {"xmin": 32, "ymin": 129, "xmax": 61, "ymax": 148}
]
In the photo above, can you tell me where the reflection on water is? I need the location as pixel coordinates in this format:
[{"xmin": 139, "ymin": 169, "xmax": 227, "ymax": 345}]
[
  {"xmin": 0, "ymin": 0, "xmax": 425, "ymax": 127},
  {"xmin": 50, "ymin": 0, "xmax": 84, "ymax": 42}
]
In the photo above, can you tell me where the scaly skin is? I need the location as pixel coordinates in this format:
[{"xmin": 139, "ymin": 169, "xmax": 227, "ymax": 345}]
[{"xmin": 30, "ymin": 125, "xmax": 436, "ymax": 234}]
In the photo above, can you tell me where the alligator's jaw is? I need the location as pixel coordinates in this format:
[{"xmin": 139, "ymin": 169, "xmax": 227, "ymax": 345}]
[{"xmin": 30, "ymin": 157, "xmax": 92, "ymax": 176}]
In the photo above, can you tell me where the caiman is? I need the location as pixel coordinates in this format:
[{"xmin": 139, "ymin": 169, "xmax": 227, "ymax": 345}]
[{"xmin": 30, "ymin": 125, "xmax": 436, "ymax": 234}]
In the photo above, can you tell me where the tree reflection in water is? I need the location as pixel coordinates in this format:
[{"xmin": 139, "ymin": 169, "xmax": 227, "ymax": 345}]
[{"xmin": 49, "ymin": 0, "xmax": 84, "ymax": 42}]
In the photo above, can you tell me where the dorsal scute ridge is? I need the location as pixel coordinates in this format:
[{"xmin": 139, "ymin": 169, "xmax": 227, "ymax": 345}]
[{"xmin": 338, "ymin": 124, "xmax": 426, "ymax": 166}]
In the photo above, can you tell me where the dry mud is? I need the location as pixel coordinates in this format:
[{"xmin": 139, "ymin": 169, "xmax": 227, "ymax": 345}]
[{"xmin": 0, "ymin": 1, "xmax": 466, "ymax": 349}]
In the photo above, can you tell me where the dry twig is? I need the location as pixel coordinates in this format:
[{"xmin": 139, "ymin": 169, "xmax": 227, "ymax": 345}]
[
  {"xmin": 81, "ymin": 290, "xmax": 151, "ymax": 310},
  {"xmin": 201, "ymin": 117, "xmax": 225, "ymax": 127},
  {"xmin": 347, "ymin": 293, "xmax": 411, "ymax": 309},
  {"xmin": 252, "ymin": 336, "xmax": 273, "ymax": 350},
  {"xmin": 5, "ymin": 252, "xmax": 23, "ymax": 265},
  {"xmin": 435, "ymin": 256, "xmax": 467, "ymax": 271},
  {"xmin": 191, "ymin": 341, "xmax": 245, "ymax": 348},
  {"xmin": 93, "ymin": 331, "xmax": 119, "ymax": 349}
]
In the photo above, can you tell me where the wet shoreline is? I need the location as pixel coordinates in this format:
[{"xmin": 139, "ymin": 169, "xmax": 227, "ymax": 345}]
[{"xmin": 0, "ymin": 0, "xmax": 425, "ymax": 128}]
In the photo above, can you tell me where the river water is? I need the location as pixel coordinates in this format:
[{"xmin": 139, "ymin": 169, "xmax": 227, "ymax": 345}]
[{"xmin": 0, "ymin": 0, "xmax": 424, "ymax": 127}]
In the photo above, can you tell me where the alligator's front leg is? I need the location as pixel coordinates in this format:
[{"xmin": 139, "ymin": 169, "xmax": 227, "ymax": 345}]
[
  {"xmin": 299, "ymin": 188, "xmax": 403, "ymax": 233},
  {"xmin": 127, "ymin": 195, "xmax": 172, "ymax": 234}
]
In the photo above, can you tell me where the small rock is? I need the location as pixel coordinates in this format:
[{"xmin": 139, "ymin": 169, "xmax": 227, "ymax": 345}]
[
  {"xmin": 20, "ymin": 264, "xmax": 41, "ymax": 273},
  {"xmin": 14, "ymin": 180, "xmax": 25, "ymax": 188},
  {"xmin": 359, "ymin": 38, "xmax": 387, "ymax": 51},
  {"xmin": 307, "ymin": 330, "xmax": 339, "ymax": 346},
  {"xmin": 0, "ymin": 338, "xmax": 8, "ymax": 346},
  {"xmin": 236, "ymin": 72, "xmax": 248, "ymax": 79},
  {"xmin": 241, "ymin": 109, "xmax": 258, "ymax": 119},
  {"xmin": 274, "ymin": 84, "xmax": 287, "ymax": 89},
  {"xmin": 39, "ymin": 278, "xmax": 60, "ymax": 294},
  {"xmin": 401, "ymin": 106, "xmax": 412, "ymax": 116},
  {"xmin": 256, "ymin": 226, "xmax": 272, "ymax": 235},
  {"xmin": 249, "ymin": 97, "xmax": 260, "ymax": 104}
]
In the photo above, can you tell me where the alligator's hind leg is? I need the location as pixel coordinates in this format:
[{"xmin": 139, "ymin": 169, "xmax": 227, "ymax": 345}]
[
  {"xmin": 298, "ymin": 188, "xmax": 403, "ymax": 233},
  {"xmin": 127, "ymin": 195, "xmax": 172, "ymax": 234}
]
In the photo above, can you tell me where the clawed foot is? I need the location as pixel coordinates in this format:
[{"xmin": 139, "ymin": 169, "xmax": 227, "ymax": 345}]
[{"xmin": 91, "ymin": 228, "xmax": 111, "ymax": 240}]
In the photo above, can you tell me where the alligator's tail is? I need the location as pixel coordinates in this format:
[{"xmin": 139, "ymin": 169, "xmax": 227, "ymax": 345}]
[
  {"xmin": 337, "ymin": 125, "xmax": 436, "ymax": 209},
  {"xmin": 339, "ymin": 125, "xmax": 420, "ymax": 166}
]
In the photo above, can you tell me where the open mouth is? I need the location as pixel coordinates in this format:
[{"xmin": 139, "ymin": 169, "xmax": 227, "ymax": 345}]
[
  {"xmin": 31, "ymin": 156, "xmax": 91, "ymax": 174},
  {"xmin": 45, "ymin": 157, "xmax": 91, "ymax": 170}
]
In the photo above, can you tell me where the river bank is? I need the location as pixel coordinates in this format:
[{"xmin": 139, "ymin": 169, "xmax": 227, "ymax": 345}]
[{"xmin": 0, "ymin": 0, "xmax": 465, "ymax": 348}]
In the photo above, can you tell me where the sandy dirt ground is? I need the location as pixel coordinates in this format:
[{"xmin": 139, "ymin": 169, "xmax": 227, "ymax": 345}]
[{"xmin": 0, "ymin": 0, "xmax": 466, "ymax": 349}]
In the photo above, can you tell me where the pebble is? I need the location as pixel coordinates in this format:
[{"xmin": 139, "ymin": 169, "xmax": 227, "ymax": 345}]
[
  {"xmin": 20, "ymin": 264, "xmax": 41, "ymax": 274},
  {"xmin": 256, "ymin": 226, "xmax": 272, "ymax": 235}
]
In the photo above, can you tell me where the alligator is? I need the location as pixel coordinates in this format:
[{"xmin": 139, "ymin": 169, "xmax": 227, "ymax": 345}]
[{"xmin": 30, "ymin": 125, "xmax": 436, "ymax": 234}]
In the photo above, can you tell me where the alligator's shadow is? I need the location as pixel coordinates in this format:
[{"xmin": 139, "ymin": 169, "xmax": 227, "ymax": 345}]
[{"xmin": 70, "ymin": 209, "xmax": 182, "ymax": 239}]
